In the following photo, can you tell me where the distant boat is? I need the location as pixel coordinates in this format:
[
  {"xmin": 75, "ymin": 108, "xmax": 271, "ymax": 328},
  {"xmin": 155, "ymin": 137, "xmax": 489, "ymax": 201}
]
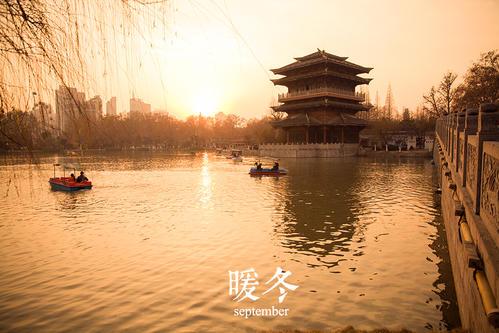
[
  {"xmin": 249, "ymin": 167, "xmax": 287, "ymax": 176},
  {"xmin": 49, "ymin": 164, "xmax": 92, "ymax": 192},
  {"xmin": 227, "ymin": 149, "xmax": 243, "ymax": 162}
]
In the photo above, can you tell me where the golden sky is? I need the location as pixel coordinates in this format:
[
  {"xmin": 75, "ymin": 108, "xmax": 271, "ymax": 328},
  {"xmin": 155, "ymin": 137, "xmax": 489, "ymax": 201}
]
[{"xmin": 94, "ymin": 0, "xmax": 499, "ymax": 119}]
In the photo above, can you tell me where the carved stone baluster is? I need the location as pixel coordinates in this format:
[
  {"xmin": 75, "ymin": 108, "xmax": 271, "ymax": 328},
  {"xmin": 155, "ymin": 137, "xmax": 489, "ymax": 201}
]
[
  {"xmin": 463, "ymin": 108, "xmax": 479, "ymax": 188},
  {"xmin": 474, "ymin": 103, "xmax": 499, "ymax": 214}
]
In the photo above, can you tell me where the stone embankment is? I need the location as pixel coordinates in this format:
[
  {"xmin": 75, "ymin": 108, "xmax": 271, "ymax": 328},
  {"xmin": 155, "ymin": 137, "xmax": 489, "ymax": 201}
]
[{"xmin": 434, "ymin": 102, "xmax": 499, "ymax": 333}]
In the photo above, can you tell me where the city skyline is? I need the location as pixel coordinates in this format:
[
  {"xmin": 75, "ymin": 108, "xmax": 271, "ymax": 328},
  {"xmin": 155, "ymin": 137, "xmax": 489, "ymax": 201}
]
[{"xmin": 10, "ymin": 0, "xmax": 499, "ymax": 121}]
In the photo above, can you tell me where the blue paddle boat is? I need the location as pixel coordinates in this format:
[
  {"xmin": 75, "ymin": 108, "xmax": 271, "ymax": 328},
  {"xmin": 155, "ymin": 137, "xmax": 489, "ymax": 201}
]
[{"xmin": 249, "ymin": 167, "xmax": 288, "ymax": 176}]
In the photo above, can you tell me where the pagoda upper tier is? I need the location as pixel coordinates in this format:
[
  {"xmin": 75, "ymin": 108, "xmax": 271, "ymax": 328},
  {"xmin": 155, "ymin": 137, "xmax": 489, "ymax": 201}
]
[
  {"xmin": 271, "ymin": 49, "xmax": 373, "ymax": 77},
  {"xmin": 270, "ymin": 49, "xmax": 372, "ymax": 114}
]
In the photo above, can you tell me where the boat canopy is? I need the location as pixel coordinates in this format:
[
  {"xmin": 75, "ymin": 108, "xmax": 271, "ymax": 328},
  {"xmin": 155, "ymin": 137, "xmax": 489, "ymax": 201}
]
[{"xmin": 62, "ymin": 163, "xmax": 82, "ymax": 170}]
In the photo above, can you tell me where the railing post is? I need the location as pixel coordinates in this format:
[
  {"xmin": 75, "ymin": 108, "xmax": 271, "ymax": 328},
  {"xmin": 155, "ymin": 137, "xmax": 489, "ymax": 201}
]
[
  {"xmin": 441, "ymin": 115, "xmax": 447, "ymax": 152},
  {"xmin": 445, "ymin": 113, "xmax": 452, "ymax": 152},
  {"xmin": 475, "ymin": 103, "xmax": 499, "ymax": 214},
  {"xmin": 437, "ymin": 117, "xmax": 444, "ymax": 142},
  {"xmin": 450, "ymin": 111, "xmax": 457, "ymax": 164},
  {"xmin": 463, "ymin": 108, "xmax": 478, "ymax": 187},
  {"xmin": 437, "ymin": 117, "xmax": 442, "ymax": 140},
  {"xmin": 456, "ymin": 109, "xmax": 466, "ymax": 173}
]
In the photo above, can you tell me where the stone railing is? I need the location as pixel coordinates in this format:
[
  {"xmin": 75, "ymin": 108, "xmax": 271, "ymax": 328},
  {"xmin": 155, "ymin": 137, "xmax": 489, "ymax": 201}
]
[
  {"xmin": 434, "ymin": 102, "xmax": 499, "ymax": 332},
  {"xmin": 260, "ymin": 142, "xmax": 344, "ymax": 147},
  {"xmin": 435, "ymin": 103, "xmax": 498, "ymax": 218}
]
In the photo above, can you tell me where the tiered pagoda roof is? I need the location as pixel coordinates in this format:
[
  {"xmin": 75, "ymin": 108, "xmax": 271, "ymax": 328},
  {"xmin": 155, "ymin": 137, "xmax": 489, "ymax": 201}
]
[
  {"xmin": 270, "ymin": 49, "xmax": 372, "ymax": 118},
  {"xmin": 271, "ymin": 49, "xmax": 373, "ymax": 76},
  {"xmin": 273, "ymin": 98, "xmax": 369, "ymax": 113},
  {"xmin": 271, "ymin": 69, "xmax": 372, "ymax": 85},
  {"xmin": 271, "ymin": 112, "xmax": 367, "ymax": 128}
]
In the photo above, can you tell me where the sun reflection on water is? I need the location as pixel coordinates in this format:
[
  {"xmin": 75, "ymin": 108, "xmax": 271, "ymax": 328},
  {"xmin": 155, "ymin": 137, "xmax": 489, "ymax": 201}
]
[{"xmin": 199, "ymin": 152, "xmax": 212, "ymax": 206}]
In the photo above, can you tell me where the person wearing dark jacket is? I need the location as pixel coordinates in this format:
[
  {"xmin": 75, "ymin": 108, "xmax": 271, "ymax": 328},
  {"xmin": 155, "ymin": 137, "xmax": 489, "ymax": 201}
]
[{"xmin": 76, "ymin": 171, "xmax": 88, "ymax": 183}]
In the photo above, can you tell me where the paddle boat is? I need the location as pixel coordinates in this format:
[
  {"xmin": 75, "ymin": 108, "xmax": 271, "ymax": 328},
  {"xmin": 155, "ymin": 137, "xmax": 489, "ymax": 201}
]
[
  {"xmin": 249, "ymin": 161, "xmax": 288, "ymax": 176},
  {"xmin": 249, "ymin": 167, "xmax": 288, "ymax": 176},
  {"xmin": 250, "ymin": 160, "xmax": 287, "ymax": 176},
  {"xmin": 227, "ymin": 149, "xmax": 243, "ymax": 162},
  {"xmin": 49, "ymin": 164, "xmax": 92, "ymax": 192}
]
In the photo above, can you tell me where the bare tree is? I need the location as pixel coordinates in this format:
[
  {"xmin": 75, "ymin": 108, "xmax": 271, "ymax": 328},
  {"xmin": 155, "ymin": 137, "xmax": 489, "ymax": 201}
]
[
  {"xmin": 270, "ymin": 107, "xmax": 285, "ymax": 121},
  {"xmin": 422, "ymin": 72, "xmax": 457, "ymax": 118},
  {"xmin": 269, "ymin": 97, "xmax": 284, "ymax": 120},
  {"xmin": 438, "ymin": 71, "xmax": 458, "ymax": 114},
  {"xmin": 384, "ymin": 84, "xmax": 394, "ymax": 120},
  {"xmin": 423, "ymin": 86, "xmax": 443, "ymax": 118}
]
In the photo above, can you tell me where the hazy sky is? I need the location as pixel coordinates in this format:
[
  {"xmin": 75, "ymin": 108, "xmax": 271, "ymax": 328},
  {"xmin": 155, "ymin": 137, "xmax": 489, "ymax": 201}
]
[{"xmin": 97, "ymin": 0, "xmax": 499, "ymax": 119}]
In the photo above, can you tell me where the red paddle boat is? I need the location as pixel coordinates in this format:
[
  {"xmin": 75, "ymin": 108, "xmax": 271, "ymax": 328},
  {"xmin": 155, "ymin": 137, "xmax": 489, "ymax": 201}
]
[{"xmin": 49, "ymin": 164, "xmax": 92, "ymax": 191}]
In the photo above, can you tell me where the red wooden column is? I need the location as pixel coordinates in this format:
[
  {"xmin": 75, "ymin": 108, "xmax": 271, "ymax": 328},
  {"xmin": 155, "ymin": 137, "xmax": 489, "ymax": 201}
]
[
  {"xmin": 305, "ymin": 127, "xmax": 309, "ymax": 144},
  {"xmin": 286, "ymin": 130, "xmax": 290, "ymax": 144},
  {"xmin": 323, "ymin": 126, "xmax": 327, "ymax": 143}
]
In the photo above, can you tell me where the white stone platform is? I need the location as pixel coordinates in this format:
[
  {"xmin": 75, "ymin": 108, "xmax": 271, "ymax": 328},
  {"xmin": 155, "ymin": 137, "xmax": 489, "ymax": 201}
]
[{"xmin": 258, "ymin": 143, "xmax": 359, "ymax": 158}]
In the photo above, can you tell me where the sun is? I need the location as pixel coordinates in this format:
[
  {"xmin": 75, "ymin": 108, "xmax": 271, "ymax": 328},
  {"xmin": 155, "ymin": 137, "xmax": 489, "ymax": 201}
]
[{"xmin": 192, "ymin": 90, "xmax": 219, "ymax": 117}]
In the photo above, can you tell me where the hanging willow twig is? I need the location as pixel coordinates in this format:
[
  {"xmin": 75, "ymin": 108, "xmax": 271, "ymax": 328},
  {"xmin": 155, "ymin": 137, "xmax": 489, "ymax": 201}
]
[{"xmin": 0, "ymin": 0, "xmax": 171, "ymax": 149}]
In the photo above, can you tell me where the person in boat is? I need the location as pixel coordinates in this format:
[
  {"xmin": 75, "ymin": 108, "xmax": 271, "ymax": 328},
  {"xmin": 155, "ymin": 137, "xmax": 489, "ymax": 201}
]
[
  {"xmin": 76, "ymin": 171, "xmax": 88, "ymax": 183},
  {"xmin": 70, "ymin": 173, "xmax": 76, "ymax": 182},
  {"xmin": 271, "ymin": 161, "xmax": 279, "ymax": 171},
  {"xmin": 254, "ymin": 162, "xmax": 263, "ymax": 171}
]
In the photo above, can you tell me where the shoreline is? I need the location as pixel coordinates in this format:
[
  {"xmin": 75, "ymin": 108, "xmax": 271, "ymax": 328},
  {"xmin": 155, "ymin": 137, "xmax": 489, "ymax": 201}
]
[{"xmin": 362, "ymin": 150, "xmax": 432, "ymax": 158}]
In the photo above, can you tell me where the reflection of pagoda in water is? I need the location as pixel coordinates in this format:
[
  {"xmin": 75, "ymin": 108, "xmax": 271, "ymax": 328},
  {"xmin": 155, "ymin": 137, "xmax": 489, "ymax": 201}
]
[
  {"xmin": 271, "ymin": 160, "xmax": 364, "ymax": 269},
  {"xmin": 261, "ymin": 49, "xmax": 372, "ymax": 158}
]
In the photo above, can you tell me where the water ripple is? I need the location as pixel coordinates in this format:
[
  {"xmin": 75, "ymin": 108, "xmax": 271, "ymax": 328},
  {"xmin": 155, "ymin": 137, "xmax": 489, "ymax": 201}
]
[{"xmin": 0, "ymin": 153, "xmax": 459, "ymax": 332}]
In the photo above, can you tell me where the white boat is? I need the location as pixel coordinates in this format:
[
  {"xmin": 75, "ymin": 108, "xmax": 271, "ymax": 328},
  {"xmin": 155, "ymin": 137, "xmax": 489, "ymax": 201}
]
[{"xmin": 228, "ymin": 149, "xmax": 243, "ymax": 162}]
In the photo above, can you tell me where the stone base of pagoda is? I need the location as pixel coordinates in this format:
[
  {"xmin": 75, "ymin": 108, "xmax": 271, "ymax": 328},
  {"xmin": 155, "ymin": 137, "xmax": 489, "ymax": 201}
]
[{"xmin": 258, "ymin": 143, "xmax": 359, "ymax": 158}]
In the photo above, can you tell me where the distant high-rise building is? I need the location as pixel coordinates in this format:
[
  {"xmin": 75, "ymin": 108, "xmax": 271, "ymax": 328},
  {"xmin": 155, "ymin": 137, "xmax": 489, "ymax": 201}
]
[
  {"xmin": 32, "ymin": 102, "xmax": 54, "ymax": 131},
  {"xmin": 55, "ymin": 85, "xmax": 86, "ymax": 134},
  {"xmin": 130, "ymin": 97, "xmax": 151, "ymax": 117},
  {"xmin": 106, "ymin": 96, "xmax": 117, "ymax": 116},
  {"xmin": 85, "ymin": 95, "xmax": 103, "ymax": 122}
]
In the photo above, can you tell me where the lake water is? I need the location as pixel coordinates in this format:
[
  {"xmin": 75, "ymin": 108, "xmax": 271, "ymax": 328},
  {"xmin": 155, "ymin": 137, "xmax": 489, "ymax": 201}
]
[{"xmin": 0, "ymin": 152, "xmax": 460, "ymax": 332}]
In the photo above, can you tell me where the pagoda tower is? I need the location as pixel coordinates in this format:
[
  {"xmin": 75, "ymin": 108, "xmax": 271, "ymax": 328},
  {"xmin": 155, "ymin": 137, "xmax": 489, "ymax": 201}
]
[{"xmin": 264, "ymin": 49, "xmax": 372, "ymax": 157}]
